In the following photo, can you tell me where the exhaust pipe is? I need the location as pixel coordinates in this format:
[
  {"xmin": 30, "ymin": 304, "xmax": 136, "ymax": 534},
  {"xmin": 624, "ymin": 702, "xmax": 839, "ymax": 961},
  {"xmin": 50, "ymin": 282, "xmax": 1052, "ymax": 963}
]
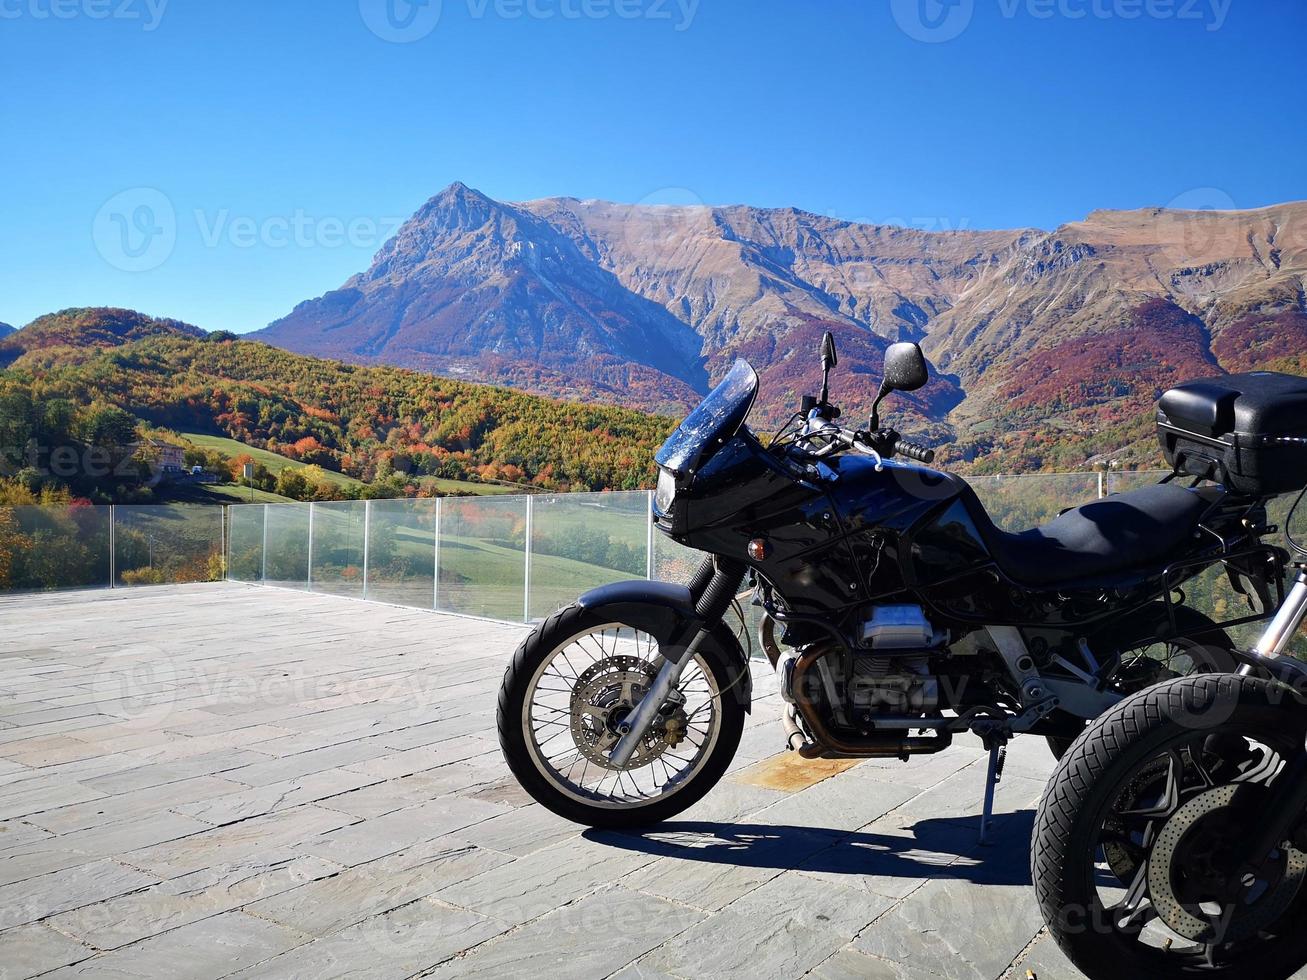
[{"xmin": 782, "ymin": 702, "xmax": 812, "ymax": 752}]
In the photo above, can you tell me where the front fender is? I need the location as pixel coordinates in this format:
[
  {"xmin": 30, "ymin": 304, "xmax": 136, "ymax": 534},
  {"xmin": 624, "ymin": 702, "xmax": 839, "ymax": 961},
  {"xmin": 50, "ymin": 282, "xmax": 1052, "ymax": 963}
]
[{"xmin": 576, "ymin": 579, "xmax": 753, "ymax": 711}]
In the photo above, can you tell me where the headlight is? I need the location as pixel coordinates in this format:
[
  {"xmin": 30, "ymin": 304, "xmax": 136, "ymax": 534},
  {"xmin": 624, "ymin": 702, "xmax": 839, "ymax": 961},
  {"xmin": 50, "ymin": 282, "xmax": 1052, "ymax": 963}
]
[{"xmin": 655, "ymin": 467, "xmax": 677, "ymax": 513}]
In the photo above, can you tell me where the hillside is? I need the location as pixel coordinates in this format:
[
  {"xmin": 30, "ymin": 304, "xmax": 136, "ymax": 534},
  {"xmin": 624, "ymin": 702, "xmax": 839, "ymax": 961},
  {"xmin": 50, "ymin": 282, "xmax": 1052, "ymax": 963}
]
[
  {"xmin": 0, "ymin": 308, "xmax": 204, "ymax": 366},
  {"xmin": 257, "ymin": 185, "xmax": 1307, "ymax": 469},
  {"xmin": 0, "ymin": 308, "xmax": 675, "ymax": 500}
]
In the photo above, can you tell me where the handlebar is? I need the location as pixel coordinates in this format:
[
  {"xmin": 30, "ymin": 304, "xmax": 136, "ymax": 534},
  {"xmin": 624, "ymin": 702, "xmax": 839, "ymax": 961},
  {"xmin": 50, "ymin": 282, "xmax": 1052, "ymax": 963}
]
[
  {"xmin": 894, "ymin": 438, "xmax": 936, "ymax": 464},
  {"xmin": 792, "ymin": 415, "xmax": 936, "ymax": 466}
]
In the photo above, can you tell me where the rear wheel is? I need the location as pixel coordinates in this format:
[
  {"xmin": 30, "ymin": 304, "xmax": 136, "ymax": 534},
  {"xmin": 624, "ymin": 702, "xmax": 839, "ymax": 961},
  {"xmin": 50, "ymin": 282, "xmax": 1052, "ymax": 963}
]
[
  {"xmin": 1045, "ymin": 605, "xmax": 1236, "ymax": 760},
  {"xmin": 497, "ymin": 603, "xmax": 747, "ymax": 828}
]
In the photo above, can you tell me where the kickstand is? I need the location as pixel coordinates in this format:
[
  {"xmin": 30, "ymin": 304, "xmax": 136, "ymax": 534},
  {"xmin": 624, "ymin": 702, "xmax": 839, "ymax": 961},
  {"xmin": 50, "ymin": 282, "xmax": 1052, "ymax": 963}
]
[{"xmin": 979, "ymin": 733, "xmax": 1007, "ymax": 847}]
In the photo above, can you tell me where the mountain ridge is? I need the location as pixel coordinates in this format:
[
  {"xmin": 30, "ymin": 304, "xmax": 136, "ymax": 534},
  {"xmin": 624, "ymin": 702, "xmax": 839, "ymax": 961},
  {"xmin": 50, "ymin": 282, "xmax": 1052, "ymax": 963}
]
[{"xmin": 256, "ymin": 185, "xmax": 1307, "ymax": 468}]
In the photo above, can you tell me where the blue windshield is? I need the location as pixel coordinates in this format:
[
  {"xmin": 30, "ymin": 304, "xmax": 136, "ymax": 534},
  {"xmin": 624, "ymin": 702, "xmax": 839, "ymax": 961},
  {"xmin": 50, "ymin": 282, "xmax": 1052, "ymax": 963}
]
[{"xmin": 655, "ymin": 359, "xmax": 759, "ymax": 475}]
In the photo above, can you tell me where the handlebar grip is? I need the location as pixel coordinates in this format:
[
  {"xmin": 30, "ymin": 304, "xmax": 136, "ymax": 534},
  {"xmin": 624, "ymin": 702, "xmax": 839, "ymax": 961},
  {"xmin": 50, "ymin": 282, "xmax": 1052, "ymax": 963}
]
[{"xmin": 896, "ymin": 440, "xmax": 935, "ymax": 464}]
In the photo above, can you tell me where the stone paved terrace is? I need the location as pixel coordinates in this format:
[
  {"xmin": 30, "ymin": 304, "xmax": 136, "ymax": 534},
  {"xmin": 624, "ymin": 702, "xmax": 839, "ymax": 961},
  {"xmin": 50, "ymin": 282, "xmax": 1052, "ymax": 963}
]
[{"xmin": 0, "ymin": 582, "xmax": 1100, "ymax": 979}]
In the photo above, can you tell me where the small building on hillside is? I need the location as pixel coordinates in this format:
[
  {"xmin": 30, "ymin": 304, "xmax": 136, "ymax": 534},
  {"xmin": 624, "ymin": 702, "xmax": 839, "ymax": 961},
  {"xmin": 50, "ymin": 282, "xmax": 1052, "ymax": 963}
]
[{"xmin": 134, "ymin": 439, "xmax": 187, "ymax": 478}]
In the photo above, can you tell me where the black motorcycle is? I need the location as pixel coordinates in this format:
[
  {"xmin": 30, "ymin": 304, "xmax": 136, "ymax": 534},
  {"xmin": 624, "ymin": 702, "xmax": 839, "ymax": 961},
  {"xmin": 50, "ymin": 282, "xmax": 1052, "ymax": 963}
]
[
  {"xmin": 497, "ymin": 333, "xmax": 1295, "ymax": 833},
  {"xmin": 1030, "ymin": 377, "xmax": 1307, "ymax": 978}
]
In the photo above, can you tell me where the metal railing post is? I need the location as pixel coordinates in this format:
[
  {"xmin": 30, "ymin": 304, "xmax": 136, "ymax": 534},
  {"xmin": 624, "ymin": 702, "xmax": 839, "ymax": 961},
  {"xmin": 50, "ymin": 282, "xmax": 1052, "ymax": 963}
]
[
  {"xmin": 646, "ymin": 490, "xmax": 655, "ymax": 580},
  {"xmin": 221, "ymin": 505, "xmax": 228, "ymax": 582},
  {"xmin": 260, "ymin": 505, "xmax": 268, "ymax": 586},
  {"xmin": 306, "ymin": 502, "xmax": 315, "ymax": 591},
  {"xmin": 1098, "ymin": 470, "xmax": 1105, "ymax": 499},
  {"xmin": 433, "ymin": 496, "xmax": 442, "ymax": 611},
  {"xmin": 361, "ymin": 499, "xmax": 371, "ymax": 601},
  {"xmin": 523, "ymin": 494, "xmax": 534, "ymax": 624},
  {"xmin": 108, "ymin": 504, "xmax": 116, "ymax": 589}
]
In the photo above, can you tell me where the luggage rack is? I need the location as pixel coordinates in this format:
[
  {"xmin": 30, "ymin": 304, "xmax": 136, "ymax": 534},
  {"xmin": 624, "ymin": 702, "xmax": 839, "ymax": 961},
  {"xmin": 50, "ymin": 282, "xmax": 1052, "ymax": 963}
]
[{"xmin": 1159, "ymin": 535, "xmax": 1289, "ymax": 637}]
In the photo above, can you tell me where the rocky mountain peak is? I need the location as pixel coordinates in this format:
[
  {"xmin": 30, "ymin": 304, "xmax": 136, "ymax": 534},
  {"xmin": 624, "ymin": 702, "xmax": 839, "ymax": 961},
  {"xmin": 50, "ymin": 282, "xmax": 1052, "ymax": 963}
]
[{"xmin": 255, "ymin": 188, "xmax": 1307, "ymax": 463}]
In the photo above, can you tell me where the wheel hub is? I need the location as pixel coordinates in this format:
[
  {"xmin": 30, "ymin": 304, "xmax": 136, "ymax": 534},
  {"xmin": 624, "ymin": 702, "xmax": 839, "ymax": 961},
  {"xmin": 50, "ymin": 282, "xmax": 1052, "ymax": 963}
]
[
  {"xmin": 1147, "ymin": 782, "xmax": 1307, "ymax": 943},
  {"xmin": 569, "ymin": 655, "xmax": 686, "ymax": 770}
]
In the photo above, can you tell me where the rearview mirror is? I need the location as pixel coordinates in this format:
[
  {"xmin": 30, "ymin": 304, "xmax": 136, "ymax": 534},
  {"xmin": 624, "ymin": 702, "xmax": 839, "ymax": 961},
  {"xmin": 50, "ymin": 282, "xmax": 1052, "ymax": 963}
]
[
  {"xmin": 818, "ymin": 331, "xmax": 838, "ymax": 406},
  {"xmin": 882, "ymin": 342, "xmax": 928, "ymax": 393},
  {"xmin": 870, "ymin": 342, "xmax": 929, "ymax": 430},
  {"xmin": 820, "ymin": 331, "xmax": 838, "ymax": 371}
]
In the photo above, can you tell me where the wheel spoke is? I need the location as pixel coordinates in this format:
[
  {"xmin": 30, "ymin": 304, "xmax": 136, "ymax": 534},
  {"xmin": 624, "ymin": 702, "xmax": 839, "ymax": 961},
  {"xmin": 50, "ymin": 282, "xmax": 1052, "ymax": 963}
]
[{"xmin": 522, "ymin": 625, "xmax": 723, "ymax": 808}]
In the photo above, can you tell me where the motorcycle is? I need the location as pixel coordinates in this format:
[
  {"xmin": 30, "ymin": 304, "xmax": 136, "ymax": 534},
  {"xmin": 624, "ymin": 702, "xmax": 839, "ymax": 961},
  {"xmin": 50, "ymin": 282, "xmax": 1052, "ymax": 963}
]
[
  {"xmin": 1032, "ymin": 486, "xmax": 1307, "ymax": 974},
  {"xmin": 497, "ymin": 332, "xmax": 1295, "ymax": 836}
]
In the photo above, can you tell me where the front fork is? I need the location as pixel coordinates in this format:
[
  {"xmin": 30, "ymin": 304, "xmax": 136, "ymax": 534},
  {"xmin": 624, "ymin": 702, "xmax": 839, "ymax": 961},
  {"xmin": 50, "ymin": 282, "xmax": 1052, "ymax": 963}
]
[
  {"xmin": 608, "ymin": 556, "xmax": 745, "ymax": 767},
  {"xmin": 1238, "ymin": 564, "xmax": 1307, "ymax": 864}
]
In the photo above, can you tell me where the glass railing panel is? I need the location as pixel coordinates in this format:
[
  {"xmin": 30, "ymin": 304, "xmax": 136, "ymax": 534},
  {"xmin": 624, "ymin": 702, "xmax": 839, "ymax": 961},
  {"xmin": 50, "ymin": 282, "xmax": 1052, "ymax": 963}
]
[
  {"xmin": 308, "ymin": 500, "xmax": 366, "ymax": 598},
  {"xmin": 437, "ymin": 495, "xmax": 528, "ymax": 621},
  {"xmin": 527, "ymin": 490, "xmax": 650, "ymax": 620},
  {"xmin": 263, "ymin": 503, "xmax": 310, "ymax": 591},
  {"xmin": 0, "ymin": 505, "xmax": 111, "ymax": 592},
  {"xmin": 113, "ymin": 505, "xmax": 224, "ymax": 586},
  {"xmin": 964, "ymin": 472, "xmax": 1101, "ymax": 531},
  {"xmin": 227, "ymin": 504, "xmax": 265, "ymax": 583},
  {"xmin": 1107, "ymin": 469, "xmax": 1172, "ymax": 495},
  {"xmin": 366, "ymin": 497, "xmax": 437, "ymax": 609}
]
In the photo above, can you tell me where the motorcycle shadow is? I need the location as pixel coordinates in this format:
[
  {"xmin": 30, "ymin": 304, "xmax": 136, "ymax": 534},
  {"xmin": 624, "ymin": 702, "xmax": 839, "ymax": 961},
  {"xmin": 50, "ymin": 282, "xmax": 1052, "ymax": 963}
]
[{"xmin": 585, "ymin": 811, "xmax": 1035, "ymax": 887}]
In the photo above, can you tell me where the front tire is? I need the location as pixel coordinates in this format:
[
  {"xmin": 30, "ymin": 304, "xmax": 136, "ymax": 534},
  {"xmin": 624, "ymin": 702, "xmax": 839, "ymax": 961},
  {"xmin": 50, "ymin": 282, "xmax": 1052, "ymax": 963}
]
[
  {"xmin": 497, "ymin": 602, "xmax": 747, "ymax": 828},
  {"xmin": 1033, "ymin": 673, "xmax": 1307, "ymax": 979}
]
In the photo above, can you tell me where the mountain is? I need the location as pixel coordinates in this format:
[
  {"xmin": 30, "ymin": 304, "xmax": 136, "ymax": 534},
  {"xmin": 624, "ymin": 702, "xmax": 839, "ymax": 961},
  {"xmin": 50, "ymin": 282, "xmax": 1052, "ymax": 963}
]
[
  {"xmin": 259, "ymin": 186, "xmax": 1307, "ymax": 468},
  {"xmin": 0, "ymin": 308, "xmax": 204, "ymax": 367},
  {"xmin": 0, "ymin": 323, "xmax": 14, "ymax": 339}
]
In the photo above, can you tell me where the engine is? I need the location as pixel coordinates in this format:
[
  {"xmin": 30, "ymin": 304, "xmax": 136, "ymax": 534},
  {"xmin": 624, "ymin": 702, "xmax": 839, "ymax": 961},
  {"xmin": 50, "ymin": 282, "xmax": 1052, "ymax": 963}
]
[
  {"xmin": 847, "ymin": 655, "xmax": 938, "ymax": 714},
  {"xmin": 853, "ymin": 604, "xmax": 944, "ymax": 713},
  {"xmin": 782, "ymin": 604, "xmax": 946, "ymax": 729}
]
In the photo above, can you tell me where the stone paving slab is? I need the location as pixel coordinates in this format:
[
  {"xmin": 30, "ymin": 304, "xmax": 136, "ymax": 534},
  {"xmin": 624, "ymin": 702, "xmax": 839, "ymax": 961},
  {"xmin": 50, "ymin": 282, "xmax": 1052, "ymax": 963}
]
[{"xmin": 0, "ymin": 582, "xmax": 1154, "ymax": 979}]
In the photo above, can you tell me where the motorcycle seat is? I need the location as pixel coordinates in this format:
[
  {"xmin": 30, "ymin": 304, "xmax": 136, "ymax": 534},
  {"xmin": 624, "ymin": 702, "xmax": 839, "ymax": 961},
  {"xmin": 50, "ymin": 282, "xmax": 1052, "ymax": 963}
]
[{"xmin": 962, "ymin": 483, "xmax": 1220, "ymax": 587}]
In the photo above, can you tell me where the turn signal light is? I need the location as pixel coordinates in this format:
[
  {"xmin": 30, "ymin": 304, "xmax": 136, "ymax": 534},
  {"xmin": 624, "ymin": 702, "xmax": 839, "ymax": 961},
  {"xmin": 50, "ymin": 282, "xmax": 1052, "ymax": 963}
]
[{"xmin": 747, "ymin": 538, "xmax": 770, "ymax": 560}]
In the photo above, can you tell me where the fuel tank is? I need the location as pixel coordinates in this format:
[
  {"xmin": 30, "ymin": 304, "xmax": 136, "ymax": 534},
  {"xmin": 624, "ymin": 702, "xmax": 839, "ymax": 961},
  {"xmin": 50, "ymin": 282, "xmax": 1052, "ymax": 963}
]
[{"xmin": 669, "ymin": 435, "xmax": 985, "ymax": 615}]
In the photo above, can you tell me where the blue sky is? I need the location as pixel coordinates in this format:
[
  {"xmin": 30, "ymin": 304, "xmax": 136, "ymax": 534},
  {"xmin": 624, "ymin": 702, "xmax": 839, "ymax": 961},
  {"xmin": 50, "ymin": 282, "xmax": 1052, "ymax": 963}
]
[{"xmin": 1, "ymin": 0, "xmax": 1303, "ymax": 334}]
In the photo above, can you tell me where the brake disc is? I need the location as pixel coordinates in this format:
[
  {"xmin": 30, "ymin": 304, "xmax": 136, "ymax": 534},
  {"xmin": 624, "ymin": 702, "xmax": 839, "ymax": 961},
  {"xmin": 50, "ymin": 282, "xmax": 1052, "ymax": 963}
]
[
  {"xmin": 1147, "ymin": 782, "xmax": 1307, "ymax": 944},
  {"xmin": 1101, "ymin": 756, "xmax": 1171, "ymax": 882},
  {"xmin": 569, "ymin": 655, "xmax": 669, "ymax": 771}
]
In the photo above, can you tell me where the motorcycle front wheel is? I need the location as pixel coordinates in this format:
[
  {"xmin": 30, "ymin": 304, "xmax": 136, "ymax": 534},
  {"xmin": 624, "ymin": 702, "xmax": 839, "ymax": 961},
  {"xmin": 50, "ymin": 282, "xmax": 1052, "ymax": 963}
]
[
  {"xmin": 1032, "ymin": 672, "xmax": 1307, "ymax": 980},
  {"xmin": 496, "ymin": 603, "xmax": 747, "ymax": 828}
]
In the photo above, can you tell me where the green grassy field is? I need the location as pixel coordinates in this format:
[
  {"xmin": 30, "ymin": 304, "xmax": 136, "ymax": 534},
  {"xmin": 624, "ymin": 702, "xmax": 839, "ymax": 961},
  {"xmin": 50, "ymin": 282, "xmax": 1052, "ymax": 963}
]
[
  {"xmin": 180, "ymin": 432, "xmax": 515, "ymax": 496},
  {"xmin": 180, "ymin": 432, "xmax": 366, "ymax": 489},
  {"xmin": 154, "ymin": 481, "xmax": 295, "ymax": 505}
]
